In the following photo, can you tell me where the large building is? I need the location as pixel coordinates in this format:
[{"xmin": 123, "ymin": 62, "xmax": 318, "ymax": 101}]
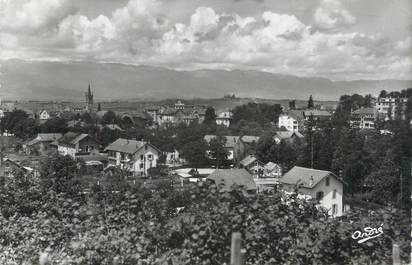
[
  {"xmin": 375, "ymin": 95, "xmax": 407, "ymax": 120},
  {"xmin": 350, "ymin": 107, "xmax": 376, "ymax": 129},
  {"xmin": 278, "ymin": 110, "xmax": 304, "ymax": 132},
  {"xmin": 279, "ymin": 166, "xmax": 344, "ymax": 217}
]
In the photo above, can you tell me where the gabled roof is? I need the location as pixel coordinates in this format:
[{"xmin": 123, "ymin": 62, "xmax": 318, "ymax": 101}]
[
  {"xmin": 279, "ymin": 166, "xmax": 341, "ymax": 189},
  {"xmin": 239, "ymin": 155, "xmax": 257, "ymax": 167},
  {"xmin": 207, "ymin": 169, "xmax": 257, "ymax": 191},
  {"xmin": 26, "ymin": 133, "xmax": 63, "ymax": 146},
  {"xmin": 281, "ymin": 110, "xmax": 305, "ymax": 122},
  {"xmin": 57, "ymin": 132, "xmax": 90, "ymax": 145},
  {"xmin": 264, "ymin": 162, "xmax": 280, "ymax": 171},
  {"xmin": 105, "ymin": 138, "xmax": 160, "ymax": 154},
  {"xmin": 204, "ymin": 135, "xmax": 240, "ymax": 148},
  {"xmin": 240, "ymin": 135, "xmax": 260, "ymax": 144}
]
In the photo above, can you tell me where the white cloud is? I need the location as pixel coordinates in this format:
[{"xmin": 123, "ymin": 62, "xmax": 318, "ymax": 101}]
[
  {"xmin": 314, "ymin": 0, "xmax": 356, "ymax": 30},
  {"xmin": 0, "ymin": 0, "xmax": 410, "ymax": 81}
]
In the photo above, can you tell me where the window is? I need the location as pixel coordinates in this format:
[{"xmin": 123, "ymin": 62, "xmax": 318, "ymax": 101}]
[
  {"xmin": 140, "ymin": 155, "xmax": 144, "ymax": 160},
  {"xmin": 325, "ymin": 177, "xmax": 330, "ymax": 186},
  {"xmin": 148, "ymin": 154, "xmax": 153, "ymax": 160},
  {"xmin": 332, "ymin": 189, "xmax": 337, "ymax": 199},
  {"xmin": 316, "ymin": 191, "xmax": 324, "ymax": 201},
  {"xmin": 139, "ymin": 163, "xmax": 144, "ymax": 169},
  {"xmin": 145, "ymin": 145, "xmax": 148, "ymax": 151},
  {"xmin": 332, "ymin": 204, "xmax": 338, "ymax": 215}
]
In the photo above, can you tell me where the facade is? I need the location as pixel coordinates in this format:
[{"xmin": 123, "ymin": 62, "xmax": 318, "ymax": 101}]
[
  {"xmin": 263, "ymin": 162, "xmax": 282, "ymax": 178},
  {"xmin": 278, "ymin": 110, "xmax": 304, "ymax": 132},
  {"xmin": 216, "ymin": 111, "xmax": 233, "ymax": 127},
  {"xmin": 350, "ymin": 107, "xmax": 376, "ymax": 129},
  {"xmin": 38, "ymin": 109, "xmax": 51, "ymax": 121},
  {"xmin": 375, "ymin": 96, "xmax": 407, "ymax": 120},
  {"xmin": 279, "ymin": 166, "xmax": 344, "ymax": 217},
  {"xmin": 149, "ymin": 100, "xmax": 206, "ymax": 127},
  {"xmin": 105, "ymin": 138, "xmax": 160, "ymax": 176},
  {"xmin": 164, "ymin": 149, "xmax": 185, "ymax": 167},
  {"xmin": 56, "ymin": 132, "xmax": 99, "ymax": 158},
  {"xmin": 234, "ymin": 135, "xmax": 259, "ymax": 162}
]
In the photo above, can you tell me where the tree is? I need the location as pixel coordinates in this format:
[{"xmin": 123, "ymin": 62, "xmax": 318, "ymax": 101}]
[
  {"xmin": 97, "ymin": 103, "xmax": 102, "ymax": 111},
  {"xmin": 208, "ymin": 136, "xmax": 230, "ymax": 168},
  {"xmin": 203, "ymin": 107, "xmax": 217, "ymax": 125},
  {"xmin": 39, "ymin": 118, "xmax": 67, "ymax": 134},
  {"xmin": 180, "ymin": 140, "xmax": 208, "ymax": 169},
  {"xmin": 307, "ymin": 95, "xmax": 314, "ymax": 109},
  {"xmin": 256, "ymin": 132, "xmax": 277, "ymax": 163},
  {"xmin": 39, "ymin": 155, "xmax": 82, "ymax": 195},
  {"xmin": 1, "ymin": 109, "xmax": 29, "ymax": 134},
  {"xmin": 101, "ymin": 110, "xmax": 117, "ymax": 125}
]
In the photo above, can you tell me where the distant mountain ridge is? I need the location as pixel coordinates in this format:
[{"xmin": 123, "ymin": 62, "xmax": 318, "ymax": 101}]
[{"xmin": 1, "ymin": 59, "xmax": 411, "ymax": 101}]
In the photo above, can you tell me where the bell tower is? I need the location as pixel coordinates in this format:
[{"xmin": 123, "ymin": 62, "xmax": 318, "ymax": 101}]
[{"xmin": 85, "ymin": 83, "xmax": 94, "ymax": 112}]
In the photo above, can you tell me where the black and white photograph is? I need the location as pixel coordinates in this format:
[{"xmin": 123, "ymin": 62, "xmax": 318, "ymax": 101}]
[{"xmin": 0, "ymin": 0, "xmax": 411, "ymax": 264}]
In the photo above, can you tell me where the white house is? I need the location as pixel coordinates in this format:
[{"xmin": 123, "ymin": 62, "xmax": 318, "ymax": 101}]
[
  {"xmin": 279, "ymin": 166, "xmax": 344, "ymax": 217},
  {"xmin": 278, "ymin": 110, "xmax": 304, "ymax": 132},
  {"xmin": 216, "ymin": 111, "xmax": 233, "ymax": 127},
  {"xmin": 38, "ymin": 109, "xmax": 51, "ymax": 121},
  {"xmin": 105, "ymin": 138, "xmax": 160, "ymax": 176}
]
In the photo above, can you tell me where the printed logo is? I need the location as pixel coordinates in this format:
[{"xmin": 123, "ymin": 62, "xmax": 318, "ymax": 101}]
[{"xmin": 352, "ymin": 224, "xmax": 384, "ymax": 243}]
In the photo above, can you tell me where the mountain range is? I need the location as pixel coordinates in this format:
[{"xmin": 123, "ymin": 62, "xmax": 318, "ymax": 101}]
[{"xmin": 1, "ymin": 59, "xmax": 411, "ymax": 101}]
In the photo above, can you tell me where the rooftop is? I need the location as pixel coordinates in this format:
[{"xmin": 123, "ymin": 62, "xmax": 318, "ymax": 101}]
[{"xmin": 279, "ymin": 166, "xmax": 340, "ymax": 189}]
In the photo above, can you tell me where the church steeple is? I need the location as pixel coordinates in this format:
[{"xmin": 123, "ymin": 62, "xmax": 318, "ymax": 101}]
[{"xmin": 85, "ymin": 82, "xmax": 94, "ymax": 112}]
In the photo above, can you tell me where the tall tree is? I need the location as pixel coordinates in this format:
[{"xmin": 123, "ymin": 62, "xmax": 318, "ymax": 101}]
[
  {"xmin": 307, "ymin": 95, "xmax": 314, "ymax": 109},
  {"xmin": 208, "ymin": 136, "xmax": 229, "ymax": 168},
  {"xmin": 203, "ymin": 107, "xmax": 217, "ymax": 125}
]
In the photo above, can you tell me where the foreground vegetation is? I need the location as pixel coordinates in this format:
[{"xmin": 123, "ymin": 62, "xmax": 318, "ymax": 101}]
[{"xmin": 0, "ymin": 161, "xmax": 409, "ymax": 265}]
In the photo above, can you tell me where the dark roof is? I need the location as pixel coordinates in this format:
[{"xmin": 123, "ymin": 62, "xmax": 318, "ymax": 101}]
[
  {"xmin": 58, "ymin": 132, "xmax": 90, "ymax": 145},
  {"xmin": 207, "ymin": 169, "xmax": 257, "ymax": 191},
  {"xmin": 279, "ymin": 166, "xmax": 341, "ymax": 189},
  {"xmin": 275, "ymin": 131, "xmax": 304, "ymax": 140},
  {"xmin": 283, "ymin": 110, "xmax": 304, "ymax": 121},
  {"xmin": 105, "ymin": 138, "xmax": 160, "ymax": 154}
]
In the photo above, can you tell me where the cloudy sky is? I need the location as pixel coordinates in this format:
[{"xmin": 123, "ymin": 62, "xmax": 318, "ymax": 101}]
[{"xmin": 0, "ymin": 0, "xmax": 411, "ymax": 80}]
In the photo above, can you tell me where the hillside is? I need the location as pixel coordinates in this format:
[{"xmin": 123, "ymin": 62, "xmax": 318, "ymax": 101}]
[{"xmin": 1, "ymin": 59, "xmax": 411, "ymax": 101}]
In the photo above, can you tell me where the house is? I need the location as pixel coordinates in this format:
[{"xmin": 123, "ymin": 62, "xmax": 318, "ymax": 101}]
[
  {"xmin": 164, "ymin": 149, "xmax": 185, "ymax": 167},
  {"xmin": 172, "ymin": 168, "xmax": 215, "ymax": 184},
  {"xmin": 38, "ymin": 109, "xmax": 51, "ymax": 122},
  {"xmin": 216, "ymin": 111, "xmax": 233, "ymax": 127},
  {"xmin": 56, "ymin": 132, "xmax": 99, "ymax": 158},
  {"xmin": 233, "ymin": 135, "xmax": 259, "ymax": 162},
  {"xmin": 0, "ymin": 158, "xmax": 35, "ymax": 178},
  {"xmin": 155, "ymin": 101, "xmax": 206, "ymax": 127},
  {"xmin": 274, "ymin": 131, "xmax": 304, "ymax": 144},
  {"xmin": 207, "ymin": 168, "xmax": 257, "ymax": 192},
  {"xmin": 239, "ymin": 155, "xmax": 264, "ymax": 173},
  {"xmin": 204, "ymin": 135, "xmax": 240, "ymax": 161},
  {"xmin": 24, "ymin": 133, "xmax": 63, "ymax": 155},
  {"xmin": 278, "ymin": 110, "xmax": 304, "ymax": 132},
  {"xmin": 105, "ymin": 138, "xmax": 160, "ymax": 176},
  {"xmin": 279, "ymin": 166, "xmax": 344, "ymax": 217},
  {"xmin": 263, "ymin": 162, "xmax": 282, "ymax": 178},
  {"xmin": 375, "ymin": 95, "xmax": 407, "ymax": 120},
  {"xmin": 350, "ymin": 107, "xmax": 376, "ymax": 129}
]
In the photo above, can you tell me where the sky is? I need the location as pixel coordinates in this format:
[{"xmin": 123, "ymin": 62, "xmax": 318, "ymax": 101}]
[{"xmin": 0, "ymin": 0, "xmax": 411, "ymax": 81}]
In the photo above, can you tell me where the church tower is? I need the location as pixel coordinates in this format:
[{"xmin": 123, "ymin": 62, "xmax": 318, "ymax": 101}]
[{"xmin": 85, "ymin": 83, "xmax": 94, "ymax": 112}]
